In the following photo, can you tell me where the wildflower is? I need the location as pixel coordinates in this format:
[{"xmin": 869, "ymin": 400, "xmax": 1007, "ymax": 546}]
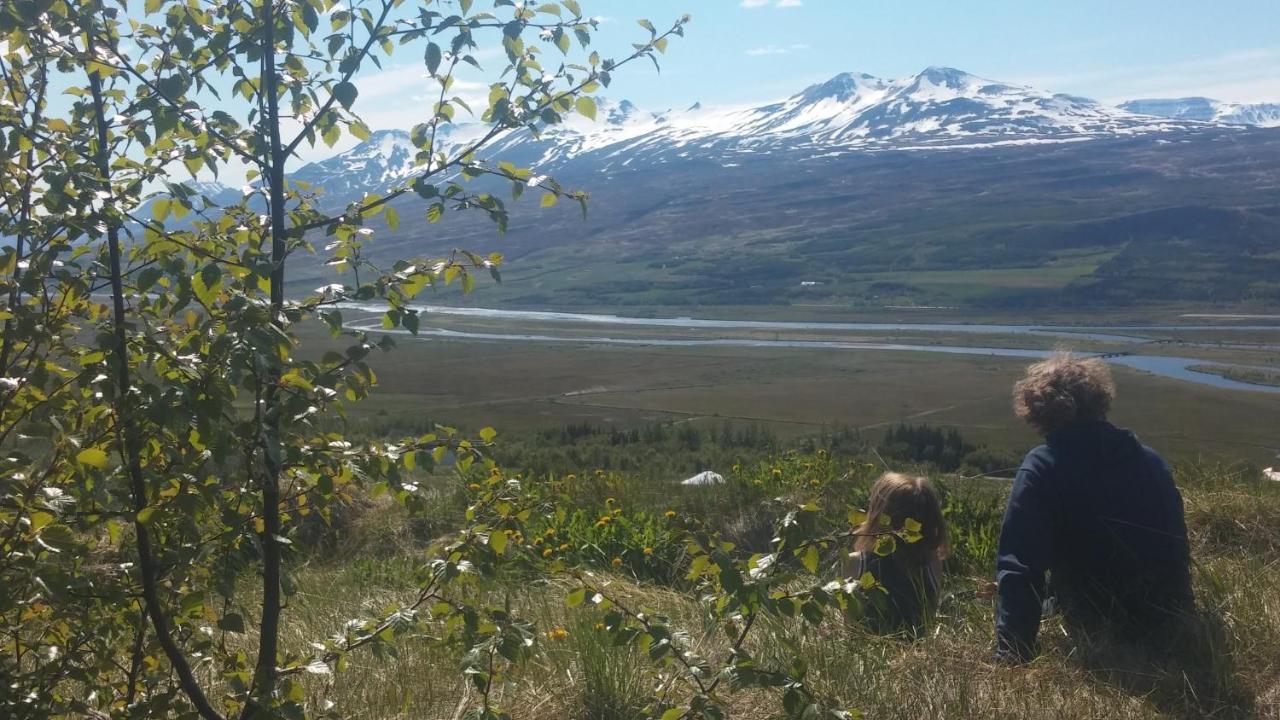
[
  {"xmin": 545, "ymin": 528, "xmax": 557, "ymax": 537},
  {"xmin": 594, "ymin": 622, "xmax": 605, "ymax": 631},
  {"xmin": 772, "ymin": 468, "xmax": 782, "ymax": 478},
  {"xmin": 565, "ymin": 474, "xmax": 576, "ymax": 481},
  {"xmin": 643, "ymin": 547, "xmax": 653, "ymax": 555},
  {"xmin": 546, "ymin": 627, "xmax": 568, "ymax": 641},
  {"xmin": 605, "ymin": 497, "xmax": 615, "ymax": 506},
  {"xmin": 559, "ymin": 543, "xmax": 570, "ymax": 551},
  {"xmin": 468, "ymin": 483, "xmax": 481, "ymax": 490},
  {"xmin": 542, "ymin": 547, "xmax": 553, "ymax": 557},
  {"xmin": 732, "ymin": 464, "xmax": 741, "ymax": 474},
  {"xmin": 611, "ymin": 557, "xmax": 623, "ymax": 568},
  {"xmin": 664, "ymin": 510, "xmax": 676, "ymax": 519}
]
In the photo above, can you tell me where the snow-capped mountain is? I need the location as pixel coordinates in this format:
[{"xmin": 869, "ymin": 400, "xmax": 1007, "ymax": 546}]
[
  {"xmin": 1120, "ymin": 97, "xmax": 1280, "ymax": 128},
  {"xmin": 291, "ymin": 129, "xmax": 421, "ymax": 201},
  {"xmin": 288, "ymin": 66, "xmax": 1247, "ymax": 207}
]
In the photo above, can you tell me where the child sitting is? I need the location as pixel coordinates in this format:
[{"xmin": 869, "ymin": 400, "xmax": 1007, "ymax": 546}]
[{"xmin": 847, "ymin": 472, "xmax": 949, "ymax": 635}]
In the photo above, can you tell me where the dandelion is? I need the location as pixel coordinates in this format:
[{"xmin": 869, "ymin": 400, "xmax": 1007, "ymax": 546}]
[
  {"xmin": 611, "ymin": 557, "xmax": 622, "ymax": 568},
  {"xmin": 594, "ymin": 622, "xmax": 605, "ymax": 631},
  {"xmin": 643, "ymin": 547, "xmax": 653, "ymax": 555},
  {"xmin": 542, "ymin": 547, "xmax": 553, "ymax": 557},
  {"xmin": 772, "ymin": 468, "xmax": 782, "ymax": 478},
  {"xmin": 546, "ymin": 627, "xmax": 568, "ymax": 641},
  {"xmin": 664, "ymin": 510, "xmax": 676, "ymax": 519},
  {"xmin": 468, "ymin": 483, "xmax": 481, "ymax": 490},
  {"xmin": 559, "ymin": 543, "xmax": 569, "ymax": 551}
]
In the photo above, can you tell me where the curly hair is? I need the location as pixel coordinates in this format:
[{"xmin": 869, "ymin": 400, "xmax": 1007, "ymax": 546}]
[{"xmin": 1013, "ymin": 353, "xmax": 1116, "ymax": 436}]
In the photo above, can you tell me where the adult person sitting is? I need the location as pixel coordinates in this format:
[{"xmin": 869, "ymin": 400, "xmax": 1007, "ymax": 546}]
[{"xmin": 994, "ymin": 354, "xmax": 1193, "ymax": 663}]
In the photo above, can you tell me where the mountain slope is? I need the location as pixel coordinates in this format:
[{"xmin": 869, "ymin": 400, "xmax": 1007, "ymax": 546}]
[
  {"xmin": 290, "ymin": 67, "xmax": 1226, "ymax": 208},
  {"xmin": 1121, "ymin": 97, "xmax": 1280, "ymax": 128}
]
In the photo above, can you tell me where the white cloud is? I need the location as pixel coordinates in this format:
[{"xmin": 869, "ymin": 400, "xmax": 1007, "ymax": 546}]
[
  {"xmin": 741, "ymin": 0, "xmax": 802, "ymax": 6},
  {"xmin": 745, "ymin": 43, "xmax": 810, "ymax": 57},
  {"xmin": 739, "ymin": 0, "xmax": 770, "ymax": 7},
  {"xmin": 777, "ymin": 0, "xmax": 803, "ymax": 6}
]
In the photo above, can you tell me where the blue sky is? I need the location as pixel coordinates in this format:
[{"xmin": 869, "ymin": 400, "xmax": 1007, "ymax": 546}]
[
  {"xmin": 568, "ymin": 0, "xmax": 1280, "ymax": 110},
  {"xmin": 346, "ymin": 0, "xmax": 1280, "ymax": 155}
]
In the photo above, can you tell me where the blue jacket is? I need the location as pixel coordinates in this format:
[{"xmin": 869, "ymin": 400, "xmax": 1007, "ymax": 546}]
[{"xmin": 994, "ymin": 420, "xmax": 1192, "ymax": 661}]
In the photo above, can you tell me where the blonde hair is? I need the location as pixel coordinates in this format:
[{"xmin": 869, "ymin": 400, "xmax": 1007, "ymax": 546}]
[
  {"xmin": 1013, "ymin": 353, "xmax": 1116, "ymax": 436},
  {"xmin": 853, "ymin": 473, "xmax": 948, "ymax": 566}
]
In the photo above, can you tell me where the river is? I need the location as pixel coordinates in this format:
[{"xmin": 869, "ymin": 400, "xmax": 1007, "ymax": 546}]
[{"xmin": 338, "ymin": 304, "xmax": 1280, "ymax": 395}]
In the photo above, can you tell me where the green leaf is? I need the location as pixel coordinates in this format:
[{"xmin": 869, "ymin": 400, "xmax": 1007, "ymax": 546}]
[
  {"xmin": 574, "ymin": 96, "xmax": 596, "ymax": 121},
  {"xmin": 479, "ymin": 427, "xmax": 497, "ymax": 442},
  {"xmin": 136, "ymin": 506, "xmax": 157, "ymax": 525},
  {"xmin": 426, "ymin": 43, "xmax": 442, "ymax": 75},
  {"xmin": 217, "ymin": 613, "xmax": 247, "ymax": 633},
  {"xmin": 661, "ymin": 710, "xmax": 683, "ymax": 720},
  {"xmin": 333, "ymin": 81, "xmax": 358, "ymax": 110},
  {"xmin": 153, "ymin": 198, "xmax": 172, "ymax": 222},
  {"xmin": 566, "ymin": 588, "xmax": 586, "ymax": 608},
  {"xmin": 800, "ymin": 544, "xmax": 819, "ymax": 574},
  {"xmin": 489, "ymin": 530, "xmax": 508, "ymax": 555},
  {"xmin": 540, "ymin": 192, "xmax": 558, "ymax": 208},
  {"xmin": 76, "ymin": 447, "xmax": 109, "ymax": 469}
]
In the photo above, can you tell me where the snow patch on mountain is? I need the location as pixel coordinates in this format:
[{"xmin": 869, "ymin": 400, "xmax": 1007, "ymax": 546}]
[{"xmin": 1121, "ymin": 97, "xmax": 1280, "ymax": 128}]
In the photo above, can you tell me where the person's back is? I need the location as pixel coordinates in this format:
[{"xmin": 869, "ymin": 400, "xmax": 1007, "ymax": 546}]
[
  {"xmin": 995, "ymin": 355, "xmax": 1192, "ymax": 662},
  {"xmin": 852, "ymin": 550, "xmax": 940, "ymax": 636}
]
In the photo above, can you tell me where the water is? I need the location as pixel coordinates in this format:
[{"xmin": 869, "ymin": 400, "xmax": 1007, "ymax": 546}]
[{"xmin": 338, "ymin": 305, "xmax": 1280, "ymax": 395}]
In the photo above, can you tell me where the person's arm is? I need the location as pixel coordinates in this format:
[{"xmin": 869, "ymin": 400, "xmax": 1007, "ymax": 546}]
[{"xmin": 994, "ymin": 461, "xmax": 1053, "ymax": 663}]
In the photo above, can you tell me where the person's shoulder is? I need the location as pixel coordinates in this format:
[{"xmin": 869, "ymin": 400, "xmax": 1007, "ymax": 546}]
[
  {"xmin": 1018, "ymin": 443, "xmax": 1055, "ymax": 475},
  {"xmin": 1138, "ymin": 443, "xmax": 1173, "ymax": 475}
]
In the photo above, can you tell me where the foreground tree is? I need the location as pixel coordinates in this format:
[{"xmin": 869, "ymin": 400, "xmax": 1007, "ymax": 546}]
[{"xmin": 2, "ymin": 0, "xmax": 686, "ymax": 717}]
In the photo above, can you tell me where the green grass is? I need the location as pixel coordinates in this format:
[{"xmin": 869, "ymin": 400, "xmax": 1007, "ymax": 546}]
[
  {"xmin": 252, "ymin": 457, "xmax": 1280, "ymax": 720},
  {"xmin": 298, "ymin": 319, "xmax": 1280, "ymax": 465}
]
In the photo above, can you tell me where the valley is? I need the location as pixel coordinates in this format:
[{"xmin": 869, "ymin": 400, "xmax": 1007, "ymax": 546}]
[{"xmin": 313, "ymin": 305, "xmax": 1280, "ymax": 466}]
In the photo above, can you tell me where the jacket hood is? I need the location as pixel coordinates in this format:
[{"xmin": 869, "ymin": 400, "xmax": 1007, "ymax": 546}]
[{"xmin": 1046, "ymin": 420, "xmax": 1142, "ymax": 466}]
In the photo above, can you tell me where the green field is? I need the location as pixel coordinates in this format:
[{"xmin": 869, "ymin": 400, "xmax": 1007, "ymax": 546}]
[{"xmin": 302, "ymin": 318, "xmax": 1280, "ymax": 465}]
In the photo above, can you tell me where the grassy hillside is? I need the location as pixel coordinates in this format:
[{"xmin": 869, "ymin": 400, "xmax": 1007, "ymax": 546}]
[
  {"xmin": 289, "ymin": 130, "xmax": 1280, "ymax": 310},
  {"xmin": 259, "ymin": 451, "xmax": 1280, "ymax": 720}
]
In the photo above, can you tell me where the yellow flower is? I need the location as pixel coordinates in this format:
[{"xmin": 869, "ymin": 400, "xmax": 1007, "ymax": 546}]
[
  {"xmin": 546, "ymin": 627, "xmax": 569, "ymax": 641},
  {"xmin": 643, "ymin": 547, "xmax": 653, "ymax": 555},
  {"xmin": 753, "ymin": 480, "xmax": 763, "ymax": 487},
  {"xmin": 772, "ymin": 468, "xmax": 782, "ymax": 478},
  {"xmin": 566, "ymin": 474, "xmax": 577, "ymax": 481},
  {"xmin": 545, "ymin": 527, "xmax": 557, "ymax": 537},
  {"xmin": 594, "ymin": 622, "xmax": 605, "ymax": 631},
  {"xmin": 664, "ymin": 510, "xmax": 676, "ymax": 519},
  {"xmin": 611, "ymin": 557, "xmax": 623, "ymax": 568},
  {"xmin": 809, "ymin": 479, "xmax": 820, "ymax": 487},
  {"xmin": 559, "ymin": 543, "xmax": 570, "ymax": 551},
  {"xmin": 605, "ymin": 496, "xmax": 616, "ymax": 506},
  {"xmin": 732, "ymin": 464, "xmax": 741, "ymax": 474},
  {"xmin": 542, "ymin": 547, "xmax": 553, "ymax": 557},
  {"xmin": 467, "ymin": 483, "xmax": 481, "ymax": 490}
]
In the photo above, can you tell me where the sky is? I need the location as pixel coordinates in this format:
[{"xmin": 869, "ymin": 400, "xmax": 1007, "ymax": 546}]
[
  {"xmin": 72, "ymin": 0, "xmax": 1280, "ymax": 176},
  {"xmin": 572, "ymin": 0, "xmax": 1280, "ymax": 109},
  {"xmin": 333, "ymin": 0, "xmax": 1280, "ymax": 161}
]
